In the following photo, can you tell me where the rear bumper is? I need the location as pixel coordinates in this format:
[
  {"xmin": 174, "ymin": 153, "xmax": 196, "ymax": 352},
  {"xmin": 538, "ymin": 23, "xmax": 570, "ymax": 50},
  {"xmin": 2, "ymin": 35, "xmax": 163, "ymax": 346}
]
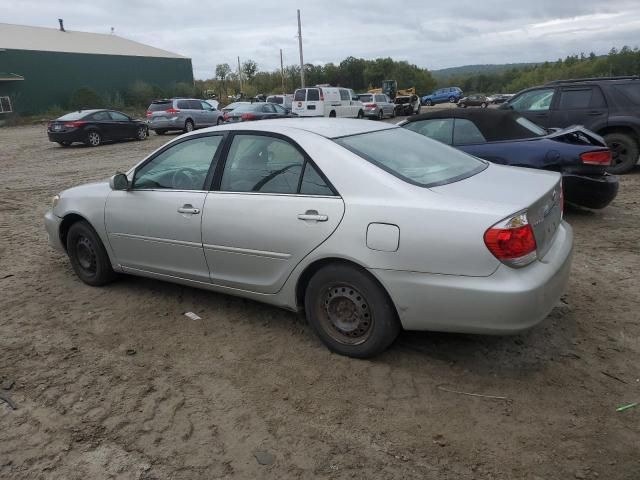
[
  {"xmin": 44, "ymin": 210, "xmax": 65, "ymax": 252},
  {"xmin": 363, "ymin": 109, "xmax": 379, "ymax": 118},
  {"xmin": 562, "ymin": 173, "xmax": 619, "ymax": 209},
  {"xmin": 372, "ymin": 221, "xmax": 573, "ymax": 334},
  {"xmin": 47, "ymin": 130, "xmax": 85, "ymax": 143},
  {"xmin": 148, "ymin": 117, "xmax": 182, "ymax": 130}
]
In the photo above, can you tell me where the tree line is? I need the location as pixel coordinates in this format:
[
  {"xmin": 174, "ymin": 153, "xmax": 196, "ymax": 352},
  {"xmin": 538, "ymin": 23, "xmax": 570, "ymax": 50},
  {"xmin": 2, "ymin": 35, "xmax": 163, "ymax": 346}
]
[{"xmin": 438, "ymin": 46, "xmax": 640, "ymax": 94}]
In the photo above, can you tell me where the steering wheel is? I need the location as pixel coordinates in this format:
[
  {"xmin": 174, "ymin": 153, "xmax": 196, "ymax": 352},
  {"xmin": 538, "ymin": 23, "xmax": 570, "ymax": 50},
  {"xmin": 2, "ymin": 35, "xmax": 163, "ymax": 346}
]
[{"xmin": 171, "ymin": 168, "xmax": 200, "ymax": 190}]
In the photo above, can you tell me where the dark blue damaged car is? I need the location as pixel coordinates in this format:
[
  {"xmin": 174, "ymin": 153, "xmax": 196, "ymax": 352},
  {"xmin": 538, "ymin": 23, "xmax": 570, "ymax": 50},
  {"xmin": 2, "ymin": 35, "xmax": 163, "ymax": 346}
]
[{"xmin": 398, "ymin": 108, "xmax": 619, "ymax": 209}]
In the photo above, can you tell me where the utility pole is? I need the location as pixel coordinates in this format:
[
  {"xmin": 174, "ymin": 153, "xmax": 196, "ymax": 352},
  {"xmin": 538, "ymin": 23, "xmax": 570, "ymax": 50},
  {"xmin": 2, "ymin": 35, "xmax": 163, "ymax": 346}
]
[
  {"xmin": 280, "ymin": 49, "xmax": 286, "ymax": 94},
  {"xmin": 237, "ymin": 56, "xmax": 243, "ymax": 95},
  {"xmin": 297, "ymin": 9, "xmax": 305, "ymax": 88}
]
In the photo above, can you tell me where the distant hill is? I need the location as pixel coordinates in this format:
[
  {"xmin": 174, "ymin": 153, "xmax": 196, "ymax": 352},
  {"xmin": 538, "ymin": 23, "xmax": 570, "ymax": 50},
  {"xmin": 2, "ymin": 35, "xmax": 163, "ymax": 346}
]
[{"xmin": 431, "ymin": 62, "xmax": 540, "ymax": 80}]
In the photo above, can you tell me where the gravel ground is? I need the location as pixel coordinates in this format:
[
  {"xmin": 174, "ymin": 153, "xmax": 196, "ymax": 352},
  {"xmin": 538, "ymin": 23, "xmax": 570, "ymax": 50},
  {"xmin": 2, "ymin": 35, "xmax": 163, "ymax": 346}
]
[{"xmin": 0, "ymin": 122, "xmax": 638, "ymax": 480}]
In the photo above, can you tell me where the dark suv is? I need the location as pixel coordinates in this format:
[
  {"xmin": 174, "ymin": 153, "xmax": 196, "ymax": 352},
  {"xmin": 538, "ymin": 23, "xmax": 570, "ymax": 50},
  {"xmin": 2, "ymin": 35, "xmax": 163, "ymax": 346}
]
[{"xmin": 501, "ymin": 76, "xmax": 640, "ymax": 173}]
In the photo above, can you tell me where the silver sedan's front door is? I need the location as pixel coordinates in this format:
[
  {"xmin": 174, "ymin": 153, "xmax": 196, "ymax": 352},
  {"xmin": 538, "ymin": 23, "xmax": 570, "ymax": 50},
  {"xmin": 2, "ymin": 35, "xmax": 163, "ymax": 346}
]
[
  {"xmin": 105, "ymin": 134, "xmax": 224, "ymax": 282},
  {"xmin": 201, "ymin": 133, "xmax": 345, "ymax": 294}
]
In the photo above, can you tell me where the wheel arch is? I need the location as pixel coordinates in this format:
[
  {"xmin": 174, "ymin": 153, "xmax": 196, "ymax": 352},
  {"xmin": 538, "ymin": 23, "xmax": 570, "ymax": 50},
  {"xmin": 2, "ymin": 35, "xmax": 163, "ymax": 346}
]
[
  {"xmin": 59, "ymin": 213, "xmax": 91, "ymax": 251},
  {"xmin": 597, "ymin": 125, "xmax": 640, "ymax": 143},
  {"xmin": 294, "ymin": 257, "xmax": 399, "ymax": 320}
]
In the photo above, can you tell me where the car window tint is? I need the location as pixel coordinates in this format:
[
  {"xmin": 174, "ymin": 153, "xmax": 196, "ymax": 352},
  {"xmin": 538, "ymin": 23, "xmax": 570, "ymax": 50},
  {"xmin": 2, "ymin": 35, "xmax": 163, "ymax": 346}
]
[
  {"xmin": 335, "ymin": 128, "xmax": 485, "ymax": 187},
  {"xmin": 613, "ymin": 83, "xmax": 640, "ymax": 104},
  {"xmin": 189, "ymin": 100, "xmax": 202, "ymax": 110},
  {"xmin": 375, "ymin": 95, "xmax": 386, "ymax": 102},
  {"xmin": 273, "ymin": 104, "xmax": 287, "ymax": 114},
  {"xmin": 403, "ymin": 118, "xmax": 454, "ymax": 145},
  {"xmin": 558, "ymin": 88, "xmax": 595, "ymax": 109},
  {"xmin": 359, "ymin": 94, "xmax": 373, "ymax": 103},
  {"xmin": 294, "ymin": 89, "xmax": 306, "ymax": 101},
  {"xmin": 307, "ymin": 89, "xmax": 320, "ymax": 101},
  {"xmin": 263, "ymin": 103, "xmax": 277, "ymax": 113},
  {"xmin": 91, "ymin": 111, "xmax": 111, "ymax": 121},
  {"xmin": 453, "ymin": 119, "xmax": 487, "ymax": 145},
  {"xmin": 509, "ymin": 88, "xmax": 555, "ymax": 111},
  {"xmin": 109, "ymin": 111, "xmax": 129, "ymax": 121},
  {"xmin": 220, "ymin": 135, "xmax": 305, "ymax": 194},
  {"xmin": 133, "ymin": 136, "xmax": 223, "ymax": 190},
  {"xmin": 300, "ymin": 163, "xmax": 334, "ymax": 196},
  {"xmin": 339, "ymin": 89, "xmax": 350, "ymax": 101},
  {"xmin": 177, "ymin": 100, "xmax": 190, "ymax": 109},
  {"xmin": 200, "ymin": 101, "xmax": 212, "ymax": 110}
]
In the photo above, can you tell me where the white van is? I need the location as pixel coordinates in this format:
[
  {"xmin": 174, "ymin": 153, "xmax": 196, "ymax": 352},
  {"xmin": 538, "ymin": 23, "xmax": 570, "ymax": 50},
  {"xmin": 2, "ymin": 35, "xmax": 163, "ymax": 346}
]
[{"xmin": 292, "ymin": 87, "xmax": 364, "ymax": 118}]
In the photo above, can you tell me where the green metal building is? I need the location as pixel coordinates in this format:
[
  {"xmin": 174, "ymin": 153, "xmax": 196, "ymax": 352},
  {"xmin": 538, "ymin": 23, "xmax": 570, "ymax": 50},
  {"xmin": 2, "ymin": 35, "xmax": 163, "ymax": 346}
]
[{"xmin": 0, "ymin": 22, "xmax": 194, "ymax": 115}]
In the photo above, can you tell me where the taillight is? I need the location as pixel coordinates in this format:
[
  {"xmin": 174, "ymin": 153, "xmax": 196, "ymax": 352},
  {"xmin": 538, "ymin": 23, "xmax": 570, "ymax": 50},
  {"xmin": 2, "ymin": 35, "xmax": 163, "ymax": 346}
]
[
  {"xmin": 365, "ymin": 103, "xmax": 377, "ymax": 108},
  {"xmin": 559, "ymin": 182, "xmax": 564, "ymax": 217},
  {"xmin": 580, "ymin": 150, "xmax": 611, "ymax": 165},
  {"xmin": 165, "ymin": 107, "xmax": 180, "ymax": 114},
  {"xmin": 223, "ymin": 113, "xmax": 230, "ymax": 121},
  {"xmin": 484, "ymin": 212, "xmax": 537, "ymax": 268},
  {"xmin": 63, "ymin": 121, "xmax": 86, "ymax": 128},
  {"xmin": 241, "ymin": 113, "xmax": 256, "ymax": 120},
  {"xmin": 319, "ymin": 92, "xmax": 324, "ymax": 101},
  {"xmin": 146, "ymin": 111, "xmax": 152, "ymax": 117}
]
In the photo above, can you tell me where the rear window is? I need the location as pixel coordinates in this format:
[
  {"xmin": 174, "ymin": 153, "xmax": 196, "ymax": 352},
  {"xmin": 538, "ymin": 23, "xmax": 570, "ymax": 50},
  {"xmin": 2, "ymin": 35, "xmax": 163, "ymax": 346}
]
[
  {"xmin": 613, "ymin": 83, "xmax": 640, "ymax": 104},
  {"xmin": 294, "ymin": 89, "xmax": 306, "ymax": 101},
  {"xmin": 149, "ymin": 102, "xmax": 171, "ymax": 112},
  {"xmin": 359, "ymin": 94, "xmax": 373, "ymax": 103},
  {"xmin": 58, "ymin": 111, "xmax": 89, "ymax": 120},
  {"xmin": 267, "ymin": 96, "xmax": 283, "ymax": 104},
  {"xmin": 307, "ymin": 89, "xmax": 320, "ymax": 101},
  {"xmin": 335, "ymin": 128, "xmax": 487, "ymax": 187},
  {"xmin": 232, "ymin": 104, "xmax": 262, "ymax": 113}
]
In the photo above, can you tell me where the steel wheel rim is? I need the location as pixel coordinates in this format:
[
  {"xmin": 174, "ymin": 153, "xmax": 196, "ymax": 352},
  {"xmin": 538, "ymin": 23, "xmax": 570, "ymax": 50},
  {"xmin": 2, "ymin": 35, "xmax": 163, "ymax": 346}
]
[
  {"xmin": 318, "ymin": 284, "xmax": 373, "ymax": 345},
  {"xmin": 76, "ymin": 236, "xmax": 97, "ymax": 274},
  {"xmin": 137, "ymin": 127, "xmax": 146, "ymax": 139},
  {"xmin": 186, "ymin": 122, "xmax": 194, "ymax": 132},
  {"xmin": 88, "ymin": 132, "xmax": 100, "ymax": 145}
]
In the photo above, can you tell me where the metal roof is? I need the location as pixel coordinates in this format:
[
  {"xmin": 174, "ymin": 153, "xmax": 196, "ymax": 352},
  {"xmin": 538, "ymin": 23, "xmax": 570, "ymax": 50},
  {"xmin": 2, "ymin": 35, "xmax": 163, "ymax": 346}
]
[{"xmin": 0, "ymin": 23, "xmax": 187, "ymax": 59}]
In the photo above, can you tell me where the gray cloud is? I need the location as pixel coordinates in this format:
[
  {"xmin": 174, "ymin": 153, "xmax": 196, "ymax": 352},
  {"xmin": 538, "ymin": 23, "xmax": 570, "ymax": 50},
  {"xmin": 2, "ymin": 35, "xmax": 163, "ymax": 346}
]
[{"xmin": 2, "ymin": 0, "xmax": 639, "ymax": 78}]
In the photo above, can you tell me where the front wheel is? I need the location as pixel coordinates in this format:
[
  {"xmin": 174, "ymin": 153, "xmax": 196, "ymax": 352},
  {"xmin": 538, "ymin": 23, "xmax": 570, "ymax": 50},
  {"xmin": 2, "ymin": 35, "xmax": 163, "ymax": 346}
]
[
  {"xmin": 66, "ymin": 221, "xmax": 116, "ymax": 286},
  {"xmin": 481, "ymin": 102, "xmax": 487, "ymax": 108},
  {"xmin": 304, "ymin": 264, "xmax": 400, "ymax": 358},
  {"xmin": 216, "ymin": 117, "xmax": 223, "ymax": 125},
  {"xmin": 135, "ymin": 125, "xmax": 147, "ymax": 140},
  {"xmin": 425, "ymin": 99, "xmax": 433, "ymax": 106},
  {"xmin": 604, "ymin": 132, "xmax": 639, "ymax": 174},
  {"xmin": 85, "ymin": 130, "xmax": 101, "ymax": 147},
  {"xmin": 449, "ymin": 96, "xmax": 456, "ymax": 103}
]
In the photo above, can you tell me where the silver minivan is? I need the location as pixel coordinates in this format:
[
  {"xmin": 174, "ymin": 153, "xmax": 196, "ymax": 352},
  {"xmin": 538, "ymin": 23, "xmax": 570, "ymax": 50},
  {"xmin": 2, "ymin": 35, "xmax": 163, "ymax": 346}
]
[{"xmin": 147, "ymin": 98, "xmax": 224, "ymax": 135}]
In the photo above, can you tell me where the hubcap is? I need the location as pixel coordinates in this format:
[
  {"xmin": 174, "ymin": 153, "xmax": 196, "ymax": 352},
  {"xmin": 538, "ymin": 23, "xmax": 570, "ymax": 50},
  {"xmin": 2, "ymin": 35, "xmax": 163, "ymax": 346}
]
[
  {"xmin": 76, "ymin": 236, "xmax": 97, "ymax": 274},
  {"xmin": 186, "ymin": 122, "xmax": 194, "ymax": 131},
  {"xmin": 89, "ymin": 132, "xmax": 100, "ymax": 145},
  {"xmin": 319, "ymin": 285, "xmax": 372, "ymax": 345},
  {"xmin": 138, "ymin": 127, "xmax": 145, "ymax": 139}
]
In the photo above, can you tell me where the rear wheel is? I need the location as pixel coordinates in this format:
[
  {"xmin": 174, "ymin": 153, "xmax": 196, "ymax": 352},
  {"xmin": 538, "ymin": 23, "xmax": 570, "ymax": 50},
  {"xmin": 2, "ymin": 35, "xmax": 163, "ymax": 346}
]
[
  {"xmin": 449, "ymin": 96, "xmax": 456, "ymax": 103},
  {"xmin": 304, "ymin": 264, "xmax": 400, "ymax": 358},
  {"xmin": 425, "ymin": 99, "xmax": 433, "ymax": 106},
  {"xmin": 85, "ymin": 130, "xmax": 101, "ymax": 147},
  {"xmin": 357, "ymin": 110, "xmax": 364, "ymax": 119},
  {"xmin": 216, "ymin": 117, "xmax": 223, "ymax": 125},
  {"xmin": 604, "ymin": 132, "xmax": 639, "ymax": 174},
  {"xmin": 329, "ymin": 111, "xmax": 337, "ymax": 118},
  {"xmin": 66, "ymin": 221, "xmax": 116, "ymax": 286},
  {"xmin": 184, "ymin": 119, "xmax": 195, "ymax": 133},
  {"xmin": 377, "ymin": 109, "xmax": 384, "ymax": 120}
]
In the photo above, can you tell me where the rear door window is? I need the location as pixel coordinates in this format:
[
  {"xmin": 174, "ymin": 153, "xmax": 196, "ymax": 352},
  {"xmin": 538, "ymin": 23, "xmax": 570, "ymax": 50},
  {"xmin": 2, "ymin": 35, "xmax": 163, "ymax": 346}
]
[
  {"xmin": 558, "ymin": 87, "xmax": 605, "ymax": 109},
  {"xmin": 375, "ymin": 95, "xmax": 386, "ymax": 103},
  {"xmin": 90, "ymin": 111, "xmax": 111, "ymax": 121},
  {"xmin": 307, "ymin": 89, "xmax": 320, "ymax": 101},
  {"xmin": 509, "ymin": 88, "xmax": 555, "ymax": 111},
  {"xmin": 453, "ymin": 119, "xmax": 487, "ymax": 145},
  {"xmin": 109, "ymin": 111, "xmax": 129, "ymax": 121},
  {"xmin": 177, "ymin": 100, "xmax": 190, "ymax": 109},
  {"xmin": 613, "ymin": 83, "xmax": 640, "ymax": 104},
  {"xmin": 339, "ymin": 89, "xmax": 350, "ymax": 101},
  {"xmin": 294, "ymin": 89, "xmax": 306, "ymax": 101},
  {"xmin": 189, "ymin": 100, "xmax": 203, "ymax": 110}
]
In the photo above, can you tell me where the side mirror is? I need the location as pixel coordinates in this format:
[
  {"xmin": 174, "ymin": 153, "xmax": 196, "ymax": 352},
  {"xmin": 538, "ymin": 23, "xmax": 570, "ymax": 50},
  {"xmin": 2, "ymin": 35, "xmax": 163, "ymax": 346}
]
[{"xmin": 109, "ymin": 172, "xmax": 129, "ymax": 191}]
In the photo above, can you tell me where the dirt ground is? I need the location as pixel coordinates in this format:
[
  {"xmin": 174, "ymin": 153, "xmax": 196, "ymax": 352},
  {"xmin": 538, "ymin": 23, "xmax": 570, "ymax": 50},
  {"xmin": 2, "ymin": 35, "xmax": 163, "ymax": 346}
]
[{"xmin": 0, "ymin": 122, "xmax": 638, "ymax": 480}]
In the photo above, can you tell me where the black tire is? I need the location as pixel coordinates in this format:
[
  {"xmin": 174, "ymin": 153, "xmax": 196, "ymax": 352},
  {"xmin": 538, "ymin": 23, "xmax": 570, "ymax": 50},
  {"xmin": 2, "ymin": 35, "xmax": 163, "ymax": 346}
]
[
  {"xmin": 425, "ymin": 99, "xmax": 433, "ymax": 106},
  {"xmin": 183, "ymin": 119, "xmax": 195, "ymax": 133},
  {"xmin": 449, "ymin": 96, "xmax": 455, "ymax": 103},
  {"xmin": 414, "ymin": 104, "xmax": 421, "ymax": 115},
  {"xmin": 135, "ymin": 125, "xmax": 147, "ymax": 140},
  {"xmin": 604, "ymin": 132, "xmax": 639, "ymax": 174},
  {"xmin": 66, "ymin": 221, "xmax": 116, "ymax": 286},
  {"xmin": 154, "ymin": 129, "xmax": 166, "ymax": 135},
  {"xmin": 329, "ymin": 111, "xmax": 337, "ymax": 118},
  {"xmin": 461, "ymin": 103, "xmax": 467, "ymax": 108},
  {"xmin": 85, "ymin": 130, "xmax": 101, "ymax": 147},
  {"xmin": 481, "ymin": 102, "xmax": 487, "ymax": 108},
  {"xmin": 57, "ymin": 141, "xmax": 71, "ymax": 147},
  {"xmin": 377, "ymin": 109, "xmax": 384, "ymax": 120},
  {"xmin": 357, "ymin": 110, "xmax": 364, "ymax": 119},
  {"xmin": 216, "ymin": 117, "xmax": 223, "ymax": 126},
  {"xmin": 304, "ymin": 264, "xmax": 400, "ymax": 358},
  {"xmin": 391, "ymin": 108, "xmax": 396, "ymax": 119}
]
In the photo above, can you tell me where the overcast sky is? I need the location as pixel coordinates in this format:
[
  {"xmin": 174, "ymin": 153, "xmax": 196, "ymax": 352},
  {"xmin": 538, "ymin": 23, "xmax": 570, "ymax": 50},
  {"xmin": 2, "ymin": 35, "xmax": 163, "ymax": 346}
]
[{"xmin": 2, "ymin": 0, "xmax": 640, "ymax": 79}]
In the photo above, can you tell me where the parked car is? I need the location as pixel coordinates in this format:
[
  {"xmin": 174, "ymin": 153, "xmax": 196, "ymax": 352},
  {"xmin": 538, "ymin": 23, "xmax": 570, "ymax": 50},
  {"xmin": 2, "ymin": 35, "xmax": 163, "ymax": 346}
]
[
  {"xmin": 223, "ymin": 102, "xmax": 292, "ymax": 122},
  {"xmin": 221, "ymin": 101, "xmax": 251, "ymax": 113},
  {"xmin": 47, "ymin": 109, "xmax": 148, "ymax": 147},
  {"xmin": 358, "ymin": 93, "xmax": 395, "ymax": 119},
  {"xmin": 458, "ymin": 95, "xmax": 489, "ymax": 108},
  {"xmin": 394, "ymin": 95, "xmax": 421, "ymax": 116},
  {"xmin": 500, "ymin": 76, "xmax": 640, "ymax": 173},
  {"xmin": 421, "ymin": 87, "xmax": 463, "ymax": 106},
  {"xmin": 398, "ymin": 108, "xmax": 618, "ymax": 209},
  {"xmin": 147, "ymin": 98, "xmax": 223, "ymax": 135},
  {"xmin": 487, "ymin": 94, "xmax": 513, "ymax": 104},
  {"xmin": 266, "ymin": 94, "xmax": 293, "ymax": 112},
  {"xmin": 292, "ymin": 86, "xmax": 364, "ymax": 118},
  {"xmin": 45, "ymin": 118, "xmax": 572, "ymax": 358},
  {"xmin": 204, "ymin": 99, "xmax": 220, "ymax": 110}
]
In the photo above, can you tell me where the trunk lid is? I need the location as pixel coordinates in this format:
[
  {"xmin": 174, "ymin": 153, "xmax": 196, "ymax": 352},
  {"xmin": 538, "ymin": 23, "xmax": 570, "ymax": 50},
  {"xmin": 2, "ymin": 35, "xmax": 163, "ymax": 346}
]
[{"xmin": 431, "ymin": 163, "xmax": 563, "ymax": 259}]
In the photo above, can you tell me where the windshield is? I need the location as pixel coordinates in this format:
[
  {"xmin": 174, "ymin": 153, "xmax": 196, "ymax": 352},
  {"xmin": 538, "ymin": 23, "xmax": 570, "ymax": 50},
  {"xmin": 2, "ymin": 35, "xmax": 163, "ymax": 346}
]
[
  {"xmin": 359, "ymin": 94, "xmax": 373, "ymax": 103},
  {"xmin": 335, "ymin": 128, "xmax": 487, "ymax": 187},
  {"xmin": 515, "ymin": 117, "xmax": 547, "ymax": 136}
]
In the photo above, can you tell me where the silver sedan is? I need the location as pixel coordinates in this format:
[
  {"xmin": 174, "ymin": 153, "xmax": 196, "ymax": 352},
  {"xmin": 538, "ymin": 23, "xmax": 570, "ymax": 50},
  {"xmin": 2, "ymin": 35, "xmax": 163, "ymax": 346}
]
[{"xmin": 44, "ymin": 119, "xmax": 573, "ymax": 358}]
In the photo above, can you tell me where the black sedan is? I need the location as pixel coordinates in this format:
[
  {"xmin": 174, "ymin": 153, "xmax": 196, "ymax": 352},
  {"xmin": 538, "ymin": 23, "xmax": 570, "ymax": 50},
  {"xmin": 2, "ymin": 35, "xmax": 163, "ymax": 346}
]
[
  {"xmin": 47, "ymin": 109, "xmax": 148, "ymax": 147},
  {"xmin": 457, "ymin": 95, "xmax": 489, "ymax": 108},
  {"xmin": 223, "ymin": 103, "xmax": 292, "ymax": 123},
  {"xmin": 399, "ymin": 108, "xmax": 618, "ymax": 209}
]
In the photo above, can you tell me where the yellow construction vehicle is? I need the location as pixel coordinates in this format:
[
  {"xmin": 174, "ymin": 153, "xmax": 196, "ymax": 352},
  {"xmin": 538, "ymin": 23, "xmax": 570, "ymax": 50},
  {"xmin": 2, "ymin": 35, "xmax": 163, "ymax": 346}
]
[{"xmin": 368, "ymin": 80, "xmax": 415, "ymax": 100}]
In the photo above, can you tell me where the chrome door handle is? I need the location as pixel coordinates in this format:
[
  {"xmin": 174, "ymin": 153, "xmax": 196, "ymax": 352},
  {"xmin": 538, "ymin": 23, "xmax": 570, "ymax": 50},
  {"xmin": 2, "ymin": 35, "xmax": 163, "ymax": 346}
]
[
  {"xmin": 298, "ymin": 210, "xmax": 328, "ymax": 222},
  {"xmin": 178, "ymin": 204, "xmax": 200, "ymax": 214}
]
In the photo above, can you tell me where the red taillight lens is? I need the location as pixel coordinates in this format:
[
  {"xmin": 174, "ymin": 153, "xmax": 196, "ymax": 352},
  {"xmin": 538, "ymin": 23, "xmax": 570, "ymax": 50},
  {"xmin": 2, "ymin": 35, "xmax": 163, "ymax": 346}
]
[
  {"xmin": 223, "ymin": 113, "xmax": 230, "ymax": 121},
  {"xmin": 580, "ymin": 150, "xmax": 611, "ymax": 165},
  {"xmin": 484, "ymin": 213, "xmax": 537, "ymax": 267},
  {"xmin": 365, "ymin": 103, "xmax": 377, "ymax": 108},
  {"xmin": 241, "ymin": 113, "xmax": 256, "ymax": 120},
  {"xmin": 165, "ymin": 107, "xmax": 180, "ymax": 114},
  {"xmin": 63, "ymin": 121, "xmax": 86, "ymax": 128},
  {"xmin": 146, "ymin": 111, "xmax": 152, "ymax": 117}
]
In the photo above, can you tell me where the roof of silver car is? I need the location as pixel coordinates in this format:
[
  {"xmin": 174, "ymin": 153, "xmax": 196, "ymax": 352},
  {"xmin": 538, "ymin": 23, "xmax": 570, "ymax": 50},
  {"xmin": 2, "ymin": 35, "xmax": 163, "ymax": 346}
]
[{"xmin": 209, "ymin": 118, "xmax": 397, "ymax": 139}]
